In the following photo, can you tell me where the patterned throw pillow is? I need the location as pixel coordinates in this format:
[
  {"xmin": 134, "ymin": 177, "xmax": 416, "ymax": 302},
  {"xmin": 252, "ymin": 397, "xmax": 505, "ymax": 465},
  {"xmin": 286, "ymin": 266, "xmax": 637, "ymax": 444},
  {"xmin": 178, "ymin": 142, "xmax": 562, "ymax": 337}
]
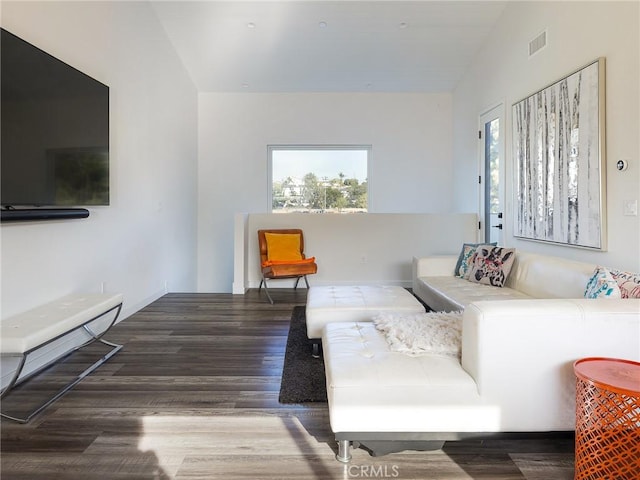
[
  {"xmin": 456, "ymin": 245, "xmax": 478, "ymax": 279},
  {"xmin": 584, "ymin": 266, "xmax": 622, "ymax": 299},
  {"xmin": 608, "ymin": 269, "xmax": 640, "ymax": 298},
  {"xmin": 454, "ymin": 242, "xmax": 497, "ymax": 278},
  {"xmin": 467, "ymin": 246, "xmax": 516, "ymax": 288}
]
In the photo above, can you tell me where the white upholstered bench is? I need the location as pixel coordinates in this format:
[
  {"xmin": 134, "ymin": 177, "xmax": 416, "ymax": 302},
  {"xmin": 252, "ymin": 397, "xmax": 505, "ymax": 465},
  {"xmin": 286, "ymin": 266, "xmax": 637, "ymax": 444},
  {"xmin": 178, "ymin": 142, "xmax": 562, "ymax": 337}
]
[
  {"xmin": 306, "ymin": 285, "xmax": 425, "ymax": 356},
  {"xmin": 0, "ymin": 293, "xmax": 123, "ymax": 423}
]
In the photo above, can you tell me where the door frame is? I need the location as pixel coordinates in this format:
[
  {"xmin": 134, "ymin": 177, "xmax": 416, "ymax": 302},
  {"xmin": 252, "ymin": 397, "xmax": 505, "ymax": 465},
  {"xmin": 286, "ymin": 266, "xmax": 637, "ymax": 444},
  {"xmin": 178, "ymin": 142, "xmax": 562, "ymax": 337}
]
[{"xmin": 478, "ymin": 102, "xmax": 506, "ymax": 245}]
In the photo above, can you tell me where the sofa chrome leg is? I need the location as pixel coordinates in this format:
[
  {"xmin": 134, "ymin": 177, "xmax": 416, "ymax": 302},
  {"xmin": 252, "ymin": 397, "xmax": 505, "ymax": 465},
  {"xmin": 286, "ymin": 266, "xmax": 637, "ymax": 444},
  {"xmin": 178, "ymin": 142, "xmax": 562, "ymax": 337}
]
[{"xmin": 336, "ymin": 440, "xmax": 352, "ymax": 463}]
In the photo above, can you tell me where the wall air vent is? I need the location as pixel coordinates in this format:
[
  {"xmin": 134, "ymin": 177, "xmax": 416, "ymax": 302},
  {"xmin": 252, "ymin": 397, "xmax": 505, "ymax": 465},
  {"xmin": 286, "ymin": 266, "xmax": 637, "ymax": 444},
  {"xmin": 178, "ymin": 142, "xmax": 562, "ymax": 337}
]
[{"xmin": 529, "ymin": 30, "xmax": 547, "ymax": 57}]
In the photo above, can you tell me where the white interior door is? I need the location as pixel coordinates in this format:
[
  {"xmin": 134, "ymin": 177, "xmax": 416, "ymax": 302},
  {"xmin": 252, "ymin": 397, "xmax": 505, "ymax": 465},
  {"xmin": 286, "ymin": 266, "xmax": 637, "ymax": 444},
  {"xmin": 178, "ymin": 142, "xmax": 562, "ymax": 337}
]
[{"xmin": 479, "ymin": 105, "xmax": 505, "ymax": 245}]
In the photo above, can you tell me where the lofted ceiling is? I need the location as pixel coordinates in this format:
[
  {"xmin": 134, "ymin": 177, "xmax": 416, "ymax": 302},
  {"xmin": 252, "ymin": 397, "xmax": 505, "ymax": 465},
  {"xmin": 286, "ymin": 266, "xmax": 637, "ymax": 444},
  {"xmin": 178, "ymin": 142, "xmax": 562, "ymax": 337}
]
[{"xmin": 151, "ymin": 1, "xmax": 508, "ymax": 93}]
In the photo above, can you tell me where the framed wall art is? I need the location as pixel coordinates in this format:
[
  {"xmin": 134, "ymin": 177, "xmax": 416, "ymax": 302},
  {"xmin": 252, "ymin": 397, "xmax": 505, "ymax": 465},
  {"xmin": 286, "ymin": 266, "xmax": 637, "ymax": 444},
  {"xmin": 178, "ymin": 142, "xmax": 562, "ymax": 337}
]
[{"xmin": 512, "ymin": 58, "xmax": 606, "ymax": 249}]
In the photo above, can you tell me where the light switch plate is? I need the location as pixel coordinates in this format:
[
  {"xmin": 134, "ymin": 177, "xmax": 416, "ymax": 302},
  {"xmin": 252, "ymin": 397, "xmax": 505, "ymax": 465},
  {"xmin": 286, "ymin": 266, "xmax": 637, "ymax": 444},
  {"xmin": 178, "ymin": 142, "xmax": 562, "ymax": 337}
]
[{"xmin": 624, "ymin": 199, "xmax": 638, "ymax": 216}]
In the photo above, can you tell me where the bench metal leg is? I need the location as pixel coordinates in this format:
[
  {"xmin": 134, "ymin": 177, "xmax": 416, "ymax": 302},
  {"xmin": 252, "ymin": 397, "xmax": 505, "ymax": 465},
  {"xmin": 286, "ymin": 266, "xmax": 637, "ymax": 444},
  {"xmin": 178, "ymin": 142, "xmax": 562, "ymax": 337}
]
[
  {"xmin": 0, "ymin": 353, "xmax": 28, "ymax": 403},
  {"xmin": 1, "ymin": 341, "xmax": 123, "ymax": 424},
  {"xmin": 0, "ymin": 303, "xmax": 123, "ymax": 423}
]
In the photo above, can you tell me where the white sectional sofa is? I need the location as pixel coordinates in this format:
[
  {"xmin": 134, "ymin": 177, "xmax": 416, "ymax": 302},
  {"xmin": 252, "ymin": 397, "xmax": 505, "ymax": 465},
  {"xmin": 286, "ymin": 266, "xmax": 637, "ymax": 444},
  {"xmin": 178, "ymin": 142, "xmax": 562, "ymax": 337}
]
[{"xmin": 324, "ymin": 251, "xmax": 640, "ymax": 462}]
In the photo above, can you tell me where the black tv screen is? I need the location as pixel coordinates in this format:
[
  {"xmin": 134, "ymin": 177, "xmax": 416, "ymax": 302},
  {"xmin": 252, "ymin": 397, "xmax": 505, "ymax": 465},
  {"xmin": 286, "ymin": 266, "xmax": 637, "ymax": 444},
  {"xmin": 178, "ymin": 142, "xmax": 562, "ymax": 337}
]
[{"xmin": 1, "ymin": 28, "xmax": 109, "ymax": 207}]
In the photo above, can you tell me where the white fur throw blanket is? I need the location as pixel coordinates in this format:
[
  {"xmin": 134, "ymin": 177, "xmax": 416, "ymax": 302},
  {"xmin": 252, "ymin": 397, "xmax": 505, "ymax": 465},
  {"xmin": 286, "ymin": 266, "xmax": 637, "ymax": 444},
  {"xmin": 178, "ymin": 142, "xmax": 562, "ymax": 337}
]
[{"xmin": 373, "ymin": 311, "xmax": 463, "ymax": 357}]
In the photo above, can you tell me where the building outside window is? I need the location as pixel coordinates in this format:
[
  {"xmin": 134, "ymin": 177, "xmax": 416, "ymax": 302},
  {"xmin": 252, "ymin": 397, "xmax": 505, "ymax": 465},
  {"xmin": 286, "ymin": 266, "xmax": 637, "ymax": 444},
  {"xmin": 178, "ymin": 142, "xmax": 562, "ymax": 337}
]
[{"xmin": 269, "ymin": 146, "xmax": 369, "ymax": 213}]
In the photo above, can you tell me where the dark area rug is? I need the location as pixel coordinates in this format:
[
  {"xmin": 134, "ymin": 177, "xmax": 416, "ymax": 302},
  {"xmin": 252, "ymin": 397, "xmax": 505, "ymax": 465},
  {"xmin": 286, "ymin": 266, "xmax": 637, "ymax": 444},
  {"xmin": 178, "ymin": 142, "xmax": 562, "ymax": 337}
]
[{"xmin": 279, "ymin": 306, "xmax": 327, "ymax": 403}]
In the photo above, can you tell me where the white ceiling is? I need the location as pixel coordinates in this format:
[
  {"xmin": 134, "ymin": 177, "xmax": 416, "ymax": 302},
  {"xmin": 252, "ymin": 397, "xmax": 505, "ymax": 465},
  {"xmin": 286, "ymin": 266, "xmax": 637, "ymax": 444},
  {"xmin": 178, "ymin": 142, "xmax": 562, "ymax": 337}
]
[{"xmin": 151, "ymin": 1, "xmax": 508, "ymax": 93}]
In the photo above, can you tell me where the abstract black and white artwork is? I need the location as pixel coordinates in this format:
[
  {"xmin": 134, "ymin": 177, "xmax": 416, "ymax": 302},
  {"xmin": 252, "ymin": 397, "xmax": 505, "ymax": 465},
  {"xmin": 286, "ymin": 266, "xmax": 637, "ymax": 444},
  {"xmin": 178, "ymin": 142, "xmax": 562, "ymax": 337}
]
[{"xmin": 512, "ymin": 58, "xmax": 606, "ymax": 249}]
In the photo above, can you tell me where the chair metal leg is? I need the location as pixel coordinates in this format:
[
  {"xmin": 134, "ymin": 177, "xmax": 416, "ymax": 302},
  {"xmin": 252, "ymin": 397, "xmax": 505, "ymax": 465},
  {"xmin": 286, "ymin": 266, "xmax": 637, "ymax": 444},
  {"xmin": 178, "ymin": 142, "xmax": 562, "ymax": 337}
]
[
  {"xmin": 260, "ymin": 277, "xmax": 274, "ymax": 304},
  {"xmin": 260, "ymin": 273, "xmax": 310, "ymax": 303},
  {"xmin": 293, "ymin": 275, "xmax": 310, "ymax": 290}
]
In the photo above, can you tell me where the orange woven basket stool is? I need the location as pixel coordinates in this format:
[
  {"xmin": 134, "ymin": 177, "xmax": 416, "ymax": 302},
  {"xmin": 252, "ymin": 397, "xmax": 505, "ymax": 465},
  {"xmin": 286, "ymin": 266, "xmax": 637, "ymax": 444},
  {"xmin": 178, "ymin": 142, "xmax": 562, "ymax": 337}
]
[{"xmin": 573, "ymin": 358, "xmax": 640, "ymax": 480}]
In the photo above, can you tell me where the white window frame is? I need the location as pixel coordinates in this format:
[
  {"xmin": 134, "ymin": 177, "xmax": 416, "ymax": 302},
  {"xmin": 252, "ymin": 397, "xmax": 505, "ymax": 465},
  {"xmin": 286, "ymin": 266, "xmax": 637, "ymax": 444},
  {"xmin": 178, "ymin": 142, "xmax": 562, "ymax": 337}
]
[{"xmin": 267, "ymin": 145, "xmax": 371, "ymax": 213}]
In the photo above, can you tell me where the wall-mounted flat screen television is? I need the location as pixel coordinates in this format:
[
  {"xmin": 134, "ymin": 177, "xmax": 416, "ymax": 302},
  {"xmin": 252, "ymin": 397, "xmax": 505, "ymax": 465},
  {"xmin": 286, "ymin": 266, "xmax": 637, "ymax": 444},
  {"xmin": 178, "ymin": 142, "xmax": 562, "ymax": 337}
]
[{"xmin": 1, "ymin": 28, "xmax": 109, "ymax": 208}]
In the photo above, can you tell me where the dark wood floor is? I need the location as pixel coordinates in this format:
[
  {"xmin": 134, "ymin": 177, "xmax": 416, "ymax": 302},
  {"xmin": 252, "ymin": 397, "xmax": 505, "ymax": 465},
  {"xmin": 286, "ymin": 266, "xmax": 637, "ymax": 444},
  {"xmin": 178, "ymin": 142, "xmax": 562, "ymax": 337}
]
[{"xmin": 1, "ymin": 291, "xmax": 574, "ymax": 479}]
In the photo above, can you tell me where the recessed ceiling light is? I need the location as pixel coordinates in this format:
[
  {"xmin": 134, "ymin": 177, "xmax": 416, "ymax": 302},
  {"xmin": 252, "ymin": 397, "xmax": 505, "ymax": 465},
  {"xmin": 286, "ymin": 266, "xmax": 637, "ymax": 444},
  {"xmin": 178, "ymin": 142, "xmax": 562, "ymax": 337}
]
[
  {"xmin": 247, "ymin": 22, "xmax": 256, "ymax": 29},
  {"xmin": 319, "ymin": 21, "xmax": 328, "ymax": 28}
]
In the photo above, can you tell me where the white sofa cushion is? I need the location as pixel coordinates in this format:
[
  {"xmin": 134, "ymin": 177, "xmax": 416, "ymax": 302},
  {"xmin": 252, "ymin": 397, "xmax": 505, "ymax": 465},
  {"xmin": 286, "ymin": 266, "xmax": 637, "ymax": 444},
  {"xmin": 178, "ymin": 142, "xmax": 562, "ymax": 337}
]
[
  {"xmin": 415, "ymin": 276, "xmax": 531, "ymax": 312},
  {"xmin": 505, "ymin": 252, "xmax": 595, "ymax": 298}
]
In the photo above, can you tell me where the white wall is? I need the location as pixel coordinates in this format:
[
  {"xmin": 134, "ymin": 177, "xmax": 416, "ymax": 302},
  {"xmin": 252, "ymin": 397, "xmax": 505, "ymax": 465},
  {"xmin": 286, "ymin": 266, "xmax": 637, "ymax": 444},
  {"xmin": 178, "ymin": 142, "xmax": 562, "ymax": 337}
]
[
  {"xmin": 198, "ymin": 92, "xmax": 454, "ymax": 292},
  {"xmin": 1, "ymin": 2, "xmax": 199, "ymax": 319},
  {"xmin": 236, "ymin": 213, "xmax": 477, "ymax": 292},
  {"xmin": 453, "ymin": 1, "xmax": 640, "ymax": 271}
]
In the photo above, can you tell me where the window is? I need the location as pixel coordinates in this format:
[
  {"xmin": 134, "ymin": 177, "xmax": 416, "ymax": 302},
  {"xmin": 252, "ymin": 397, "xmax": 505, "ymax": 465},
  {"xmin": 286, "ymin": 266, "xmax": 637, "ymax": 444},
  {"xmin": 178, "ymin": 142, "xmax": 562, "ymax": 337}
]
[{"xmin": 269, "ymin": 146, "xmax": 369, "ymax": 213}]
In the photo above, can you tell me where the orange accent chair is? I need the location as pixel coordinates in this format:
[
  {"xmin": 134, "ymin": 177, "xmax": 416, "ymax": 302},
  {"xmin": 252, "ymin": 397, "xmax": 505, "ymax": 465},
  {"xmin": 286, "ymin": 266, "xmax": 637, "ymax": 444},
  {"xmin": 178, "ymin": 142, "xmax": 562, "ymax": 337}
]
[{"xmin": 258, "ymin": 229, "xmax": 318, "ymax": 304}]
